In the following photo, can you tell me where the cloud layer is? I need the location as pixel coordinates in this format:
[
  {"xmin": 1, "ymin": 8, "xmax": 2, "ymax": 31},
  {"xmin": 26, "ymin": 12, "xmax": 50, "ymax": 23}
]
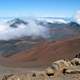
[
  {"xmin": 74, "ymin": 10, "xmax": 80, "ymax": 24},
  {"xmin": 0, "ymin": 19, "xmax": 49, "ymax": 40}
]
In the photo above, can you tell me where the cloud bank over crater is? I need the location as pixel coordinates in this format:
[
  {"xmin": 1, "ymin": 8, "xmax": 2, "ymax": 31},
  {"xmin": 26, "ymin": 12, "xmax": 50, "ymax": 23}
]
[{"xmin": 0, "ymin": 19, "xmax": 49, "ymax": 40}]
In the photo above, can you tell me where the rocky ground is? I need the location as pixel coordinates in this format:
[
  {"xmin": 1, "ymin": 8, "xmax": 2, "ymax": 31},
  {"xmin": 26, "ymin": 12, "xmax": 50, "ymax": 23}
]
[{"xmin": 0, "ymin": 58, "xmax": 80, "ymax": 80}]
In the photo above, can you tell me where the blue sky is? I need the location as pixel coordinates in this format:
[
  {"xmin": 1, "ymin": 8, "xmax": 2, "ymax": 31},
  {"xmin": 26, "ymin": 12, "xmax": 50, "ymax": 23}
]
[{"xmin": 0, "ymin": 0, "xmax": 80, "ymax": 17}]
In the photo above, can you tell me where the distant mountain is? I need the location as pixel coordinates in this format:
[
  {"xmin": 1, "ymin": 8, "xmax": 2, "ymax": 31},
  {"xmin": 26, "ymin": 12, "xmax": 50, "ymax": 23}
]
[
  {"xmin": 69, "ymin": 22, "xmax": 80, "ymax": 27},
  {"xmin": 8, "ymin": 18, "xmax": 28, "ymax": 28},
  {"xmin": 67, "ymin": 22, "xmax": 80, "ymax": 33}
]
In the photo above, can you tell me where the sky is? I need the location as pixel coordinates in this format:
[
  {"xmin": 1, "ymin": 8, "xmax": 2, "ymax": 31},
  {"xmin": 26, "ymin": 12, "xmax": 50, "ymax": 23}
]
[{"xmin": 0, "ymin": 0, "xmax": 80, "ymax": 17}]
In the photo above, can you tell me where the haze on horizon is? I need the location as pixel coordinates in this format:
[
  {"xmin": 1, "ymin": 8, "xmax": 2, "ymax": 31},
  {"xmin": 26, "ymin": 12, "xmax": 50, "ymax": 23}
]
[{"xmin": 0, "ymin": 0, "xmax": 80, "ymax": 18}]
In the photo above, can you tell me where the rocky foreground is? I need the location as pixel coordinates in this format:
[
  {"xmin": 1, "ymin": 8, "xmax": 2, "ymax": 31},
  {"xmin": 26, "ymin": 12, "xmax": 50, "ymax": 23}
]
[{"xmin": 1, "ymin": 58, "xmax": 80, "ymax": 80}]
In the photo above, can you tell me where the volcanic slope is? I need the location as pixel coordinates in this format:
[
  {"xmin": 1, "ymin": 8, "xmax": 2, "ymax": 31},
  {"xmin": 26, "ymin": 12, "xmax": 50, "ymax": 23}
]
[{"xmin": 1, "ymin": 37, "xmax": 80, "ymax": 68}]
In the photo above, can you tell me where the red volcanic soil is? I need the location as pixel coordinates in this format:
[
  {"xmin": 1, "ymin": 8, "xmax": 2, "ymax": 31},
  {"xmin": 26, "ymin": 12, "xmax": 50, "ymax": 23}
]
[{"xmin": 1, "ymin": 38, "xmax": 80, "ymax": 68}]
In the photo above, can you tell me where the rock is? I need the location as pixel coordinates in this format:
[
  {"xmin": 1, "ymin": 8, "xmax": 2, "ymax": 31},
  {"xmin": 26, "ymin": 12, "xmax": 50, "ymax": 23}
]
[
  {"xmin": 2, "ymin": 74, "xmax": 20, "ymax": 80},
  {"xmin": 45, "ymin": 67, "xmax": 54, "ymax": 76},
  {"xmin": 75, "ymin": 53, "xmax": 80, "ymax": 58},
  {"xmin": 51, "ymin": 60, "xmax": 72, "ymax": 71},
  {"xmin": 65, "ymin": 66, "xmax": 80, "ymax": 74},
  {"xmin": 71, "ymin": 58, "xmax": 80, "ymax": 66},
  {"xmin": 2, "ymin": 74, "xmax": 14, "ymax": 80},
  {"xmin": 32, "ymin": 73, "xmax": 36, "ymax": 77},
  {"xmin": 8, "ymin": 75, "xmax": 20, "ymax": 80}
]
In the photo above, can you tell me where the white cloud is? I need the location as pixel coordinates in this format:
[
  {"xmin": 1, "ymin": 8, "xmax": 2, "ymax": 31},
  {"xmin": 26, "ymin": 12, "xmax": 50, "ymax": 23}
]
[
  {"xmin": 74, "ymin": 10, "xmax": 80, "ymax": 24},
  {"xmin": 0, "ymin": 20, "xmax": 49, "ymax": 40}
]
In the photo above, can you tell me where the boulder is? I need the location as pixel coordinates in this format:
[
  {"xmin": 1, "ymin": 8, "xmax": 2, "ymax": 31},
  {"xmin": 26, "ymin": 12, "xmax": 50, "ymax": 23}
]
[
  {"xmin": 64, "ymin": 66, "xmax": 80, "ymax": 74},
  {"xmin": 71, "ymin": 58, "xmax": 80, "ymax": 66},
  {"xmin": 51, "ymin": 60, "xmax": 72, "ymax": 71},
  {"xmin": 45, "ymin": 67, "xmax": 54, "ymax": 76}
]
